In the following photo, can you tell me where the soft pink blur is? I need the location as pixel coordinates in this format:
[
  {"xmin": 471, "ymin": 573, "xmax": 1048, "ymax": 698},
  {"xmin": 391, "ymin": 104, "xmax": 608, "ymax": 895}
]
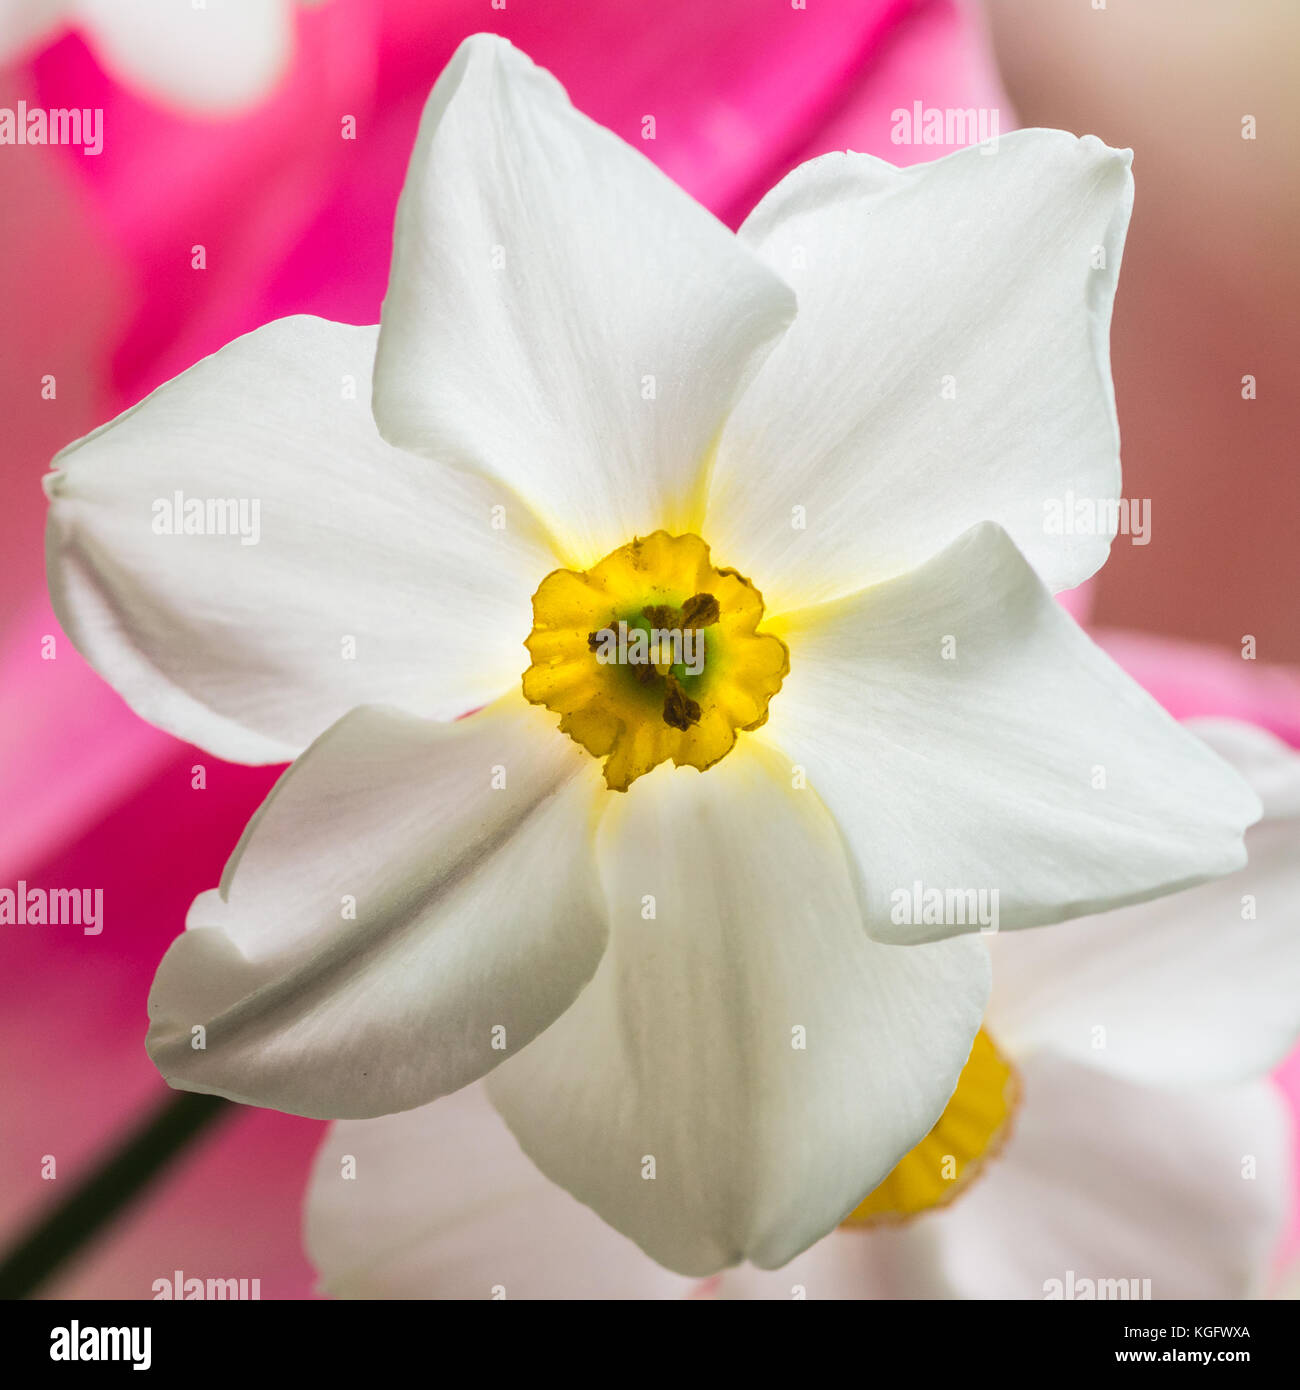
[
  {"xmin": 1, "ymin": 0, "xmax": 1026, "ymax": 1299},
  {"xmin": 987, "ymin": 0, "xmax": 1300, "ymax": 664}
]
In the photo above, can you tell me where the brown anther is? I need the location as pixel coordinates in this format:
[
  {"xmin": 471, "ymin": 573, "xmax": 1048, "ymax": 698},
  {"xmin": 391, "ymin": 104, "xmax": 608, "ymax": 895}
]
[
  {"xmin": 587, "ymin": 630, "xmax": 605, "ymax": 651},
  {"xmin": 641, "ymin": 604, "xmax": 676, "ymax": 628},
  {"xmin": 680, "ymin": 592, "xmax": 720, "ymax": 628},
  {"xmin": 662, "ymin": 675, "xmax": 702, "ymax": 730}
]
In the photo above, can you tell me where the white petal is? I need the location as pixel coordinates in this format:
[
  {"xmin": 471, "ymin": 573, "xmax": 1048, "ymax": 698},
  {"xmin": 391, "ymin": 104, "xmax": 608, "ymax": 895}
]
[
  {"xmin": 305, "ymin": 1085, "xmax": 693, "ymax": 1299},
  {"xmin": 46, "ymin": 317, "xmax": 555, "ymax": 764},
  {"xmin": 146, "ymin": 696, "xmax": 608, "ymax": 1119},
  {"xmin": 372, "ymin": 33, "xmax": 796, "ymax": 567},
  {"xmin": 988, "ymin": 720, "xmax": 1300, "ymax": 1087},
  {"xmin": 75, "ymin": 0, "xmax": 293, "ymax": 114},
  {"xmin": 707, "ymin": 130, "xmax": 1133, "ymax": 612},
  {"xmin": 1191, "ymin": 718, "xmax": 1300, "ymax": 817},
  {"xmin": 763, "ymin": 522, "xmax": 1260, "ymax": 944},
  {"xmin": 486, "ymin": 741, "xmax": 989, "ymax": 1276}
]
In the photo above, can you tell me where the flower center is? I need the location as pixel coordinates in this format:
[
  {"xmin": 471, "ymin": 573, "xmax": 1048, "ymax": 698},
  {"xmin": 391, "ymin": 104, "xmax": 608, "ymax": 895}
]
[
  {"xmin": 841, "ymin": 1028, "xmax": 1020, "ymax": 1226},
  {"xmin": 523, "ymin": 531, "xmax": 788, "ymax": 791}
]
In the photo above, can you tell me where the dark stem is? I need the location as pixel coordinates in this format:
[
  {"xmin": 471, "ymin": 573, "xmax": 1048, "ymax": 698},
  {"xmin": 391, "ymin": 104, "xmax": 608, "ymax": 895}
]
[{"xmin": 0, "ymin": 1090, "xmax": 231, "ymax": 1299}]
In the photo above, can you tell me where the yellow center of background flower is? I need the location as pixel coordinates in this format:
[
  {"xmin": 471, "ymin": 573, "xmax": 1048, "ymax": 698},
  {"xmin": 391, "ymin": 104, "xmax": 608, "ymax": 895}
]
[
  {"xmin": 842, "ymin": 1028, "xmax": 1020, "ymax": 1226},
  {"xmin": 523, "ymin": 531, "xmax": 788, "ymax": 791}
]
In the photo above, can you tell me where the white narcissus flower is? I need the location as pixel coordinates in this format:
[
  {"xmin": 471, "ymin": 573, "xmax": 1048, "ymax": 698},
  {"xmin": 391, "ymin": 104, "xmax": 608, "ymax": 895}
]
[
  {"xmin": 45, "ymin": 36, "xmax": 1260, "ymax": 1275},
  {"xmin": 302, "ymin": 722, "xmax": 1300, "ymax": 1299},
  {"xmin": 0, "ymin": 0, "xmax": 309, "ymax": 114}
]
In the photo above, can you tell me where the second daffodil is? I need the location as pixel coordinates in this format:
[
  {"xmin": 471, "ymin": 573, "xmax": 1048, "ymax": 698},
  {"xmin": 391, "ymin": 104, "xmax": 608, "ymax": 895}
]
[{"xmin": 45, "ymin": 35, "xmax": 1259, "ymax": 1275}]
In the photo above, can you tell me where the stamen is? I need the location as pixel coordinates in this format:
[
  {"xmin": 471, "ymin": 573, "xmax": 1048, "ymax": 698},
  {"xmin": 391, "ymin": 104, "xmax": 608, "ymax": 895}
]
[
  {"xmin": 662, "ymin": 675, "xmax": 702, "ymax": 730},
  {"xmin": 680, "ymin": 592, "xmax": 720, "ymax": 628},
  {"xmin": 523, "ymin": 532, "xmax": 788, "ymax": 790}
]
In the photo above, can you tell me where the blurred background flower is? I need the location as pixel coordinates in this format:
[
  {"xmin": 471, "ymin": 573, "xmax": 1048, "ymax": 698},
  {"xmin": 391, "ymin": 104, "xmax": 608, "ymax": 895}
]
[
  {"xmin": 0, "ymin": 0, "xmax": 1295, "ymax": 1297},
  {"xmin": 0, "ymin": 0, "xmax": 306, "ymax": 115}
]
